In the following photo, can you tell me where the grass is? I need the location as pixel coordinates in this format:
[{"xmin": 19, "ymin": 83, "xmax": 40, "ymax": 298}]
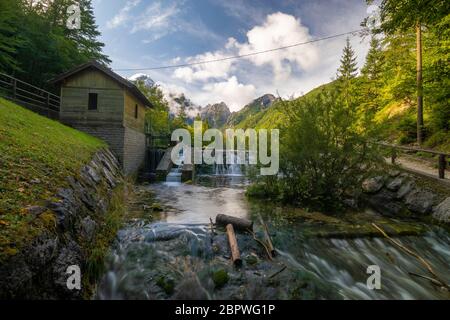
[{"xmin": 0, "ymin": 97, "xmax": 106, "ymax": 261}]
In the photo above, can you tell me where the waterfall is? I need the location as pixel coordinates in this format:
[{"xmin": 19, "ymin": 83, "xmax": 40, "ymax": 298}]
[{"xmin": 213, "ymin": 150, "xmax": 245, "ymax": 176}]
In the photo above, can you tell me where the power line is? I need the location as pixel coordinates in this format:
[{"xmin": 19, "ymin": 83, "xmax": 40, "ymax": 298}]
[{"xmin": 113, "ymin": 29, "xmax": 364, "ymax": 72}]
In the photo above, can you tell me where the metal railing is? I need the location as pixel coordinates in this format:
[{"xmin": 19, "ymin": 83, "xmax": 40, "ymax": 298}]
[
  {"xmin": 378, "ymin": 142, "xmax": 449, "ymax": 179},
  {"xmin": 0, "ymin": 73, "xmax": 60, "ymax": 119}
]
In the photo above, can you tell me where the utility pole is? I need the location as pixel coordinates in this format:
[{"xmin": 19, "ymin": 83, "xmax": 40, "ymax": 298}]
[{"xmin": 416, "ymin": 22, "xmax": 424, "ymax": 145}]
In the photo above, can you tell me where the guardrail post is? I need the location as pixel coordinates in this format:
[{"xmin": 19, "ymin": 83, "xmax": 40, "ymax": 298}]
[
  {"xmin": 391, "ymin": 147, "xmax": 397, "ymax": 165},
  {"xmin": 438, "ymin": 154, "xmax": 446, "ymax": 179}
]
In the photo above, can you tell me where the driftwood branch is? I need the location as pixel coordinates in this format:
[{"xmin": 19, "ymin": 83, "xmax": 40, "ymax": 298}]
[
  {"xmin": 372, "ymin": 223, "xmax": 449, "ymax": 290},
  {"xmin": 269, "ymin": 265, "xmax": 287, "ymax": 279},
  {"xmin": 262, "ymin": 221, "xmax": 276, "ymax": 256},
  {"xmin": 248, "ymin": 228, "xmax": 273, "ymax": 261},
  {"xmin": 409, "ymin": 272, "xmax": 447, "ymax": 288}
]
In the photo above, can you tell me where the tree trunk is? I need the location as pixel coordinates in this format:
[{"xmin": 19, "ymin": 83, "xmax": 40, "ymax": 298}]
[{"xmin": 416, "ymin": 22, "xmax": 424, "ymax": 145}]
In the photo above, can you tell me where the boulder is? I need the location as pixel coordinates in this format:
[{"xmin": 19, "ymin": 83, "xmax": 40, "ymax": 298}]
[
  {"xmin": 433, "ymin": 197, "xmax": 450, "ymax": 223},
  {"xmin": 396, "ymin": 180, "xmax": 415, "ymax": 199},
  {"xmin": 365, "ymin": 189, "xmax": 403, "ymax": 216},
  {"xmin": 386, "ymin": 176, "xmax": 404, "ymax": 191},
  {"xmin": 404, "ymin": 189, "xmax": 436, "ymax": 215},
  {"xmin": 362, "ymin": 176, "xmax": 384, "ymax": 193}
]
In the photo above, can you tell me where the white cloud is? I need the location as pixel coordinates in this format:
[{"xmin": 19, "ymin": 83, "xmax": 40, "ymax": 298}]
[
  {"xmin": 173, "ymin": 44, "xmax": 235, "ymax": 83},
  {"xmin": 172, "ymin": 13, "xmax": 319, "ymax": 84},
  {"xmin": 106, "ymin": 0, "xmax": 141, "ymax": 29},
  {"xmin": 234, "ymin": 12, "xmax": 319, "ymax": 81},
  {"xmin": 155, "ymin": 10, "xmax": 369, "ymax": 112},
  {"xmin": 200, "ymin": 77, "xmax": 256, "ymax": 112},
  {"xmin": 131, "ymin": 2, "xmax": 180, "ymax": 33}
]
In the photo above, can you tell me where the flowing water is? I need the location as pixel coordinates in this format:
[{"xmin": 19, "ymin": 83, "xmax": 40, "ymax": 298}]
[{"xmin": 96, "ymin": 175, "xmax": 450, "ymax": 300}]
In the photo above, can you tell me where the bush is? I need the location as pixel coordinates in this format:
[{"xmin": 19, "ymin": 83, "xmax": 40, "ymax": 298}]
[
  {"xmin": 247, "ymin": 90, "xmax": 380, "ymax": 211},
  {"xmin": 397, "ymin": 114, "xmax": 417, "ymax": 144}
]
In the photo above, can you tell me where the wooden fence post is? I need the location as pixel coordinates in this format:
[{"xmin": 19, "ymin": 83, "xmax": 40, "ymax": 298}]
[
  {"xmin": 438, "ymin": 154, "xmax": 446, "ymax": 179},
  {"xmin": 391, "ymin": 147, "xmax": 397, "ymax": 165}
]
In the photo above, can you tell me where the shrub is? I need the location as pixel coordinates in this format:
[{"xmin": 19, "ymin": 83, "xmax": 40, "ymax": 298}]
[{"xmin": 248, "ymin": 90, "xmax": 380, "ymax": 211}]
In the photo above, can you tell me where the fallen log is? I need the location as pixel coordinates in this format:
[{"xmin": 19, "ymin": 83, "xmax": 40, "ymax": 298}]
[
  {"xmin": 226, "ymin": 224, "xmax": 242, "ymax": 267},
  {"xmin": 216, "ymin": 214, "xmax": 253, "ymax": 232}
]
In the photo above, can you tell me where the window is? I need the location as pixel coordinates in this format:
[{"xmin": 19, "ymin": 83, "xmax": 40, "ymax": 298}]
[
  {"xmin": 88, "ymin": 93, "xmax": 98, "ymax": 110},
  {"xmin": 134, "ymin": 104, "xmax": 138, "ymax": 119}
]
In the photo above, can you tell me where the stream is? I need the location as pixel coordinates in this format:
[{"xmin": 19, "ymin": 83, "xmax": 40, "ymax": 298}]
[{"xmin": 96, "ymin": 175, "xmax": 450, "ymax": 300}]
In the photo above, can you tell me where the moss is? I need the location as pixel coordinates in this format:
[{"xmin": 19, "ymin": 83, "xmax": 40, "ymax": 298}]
[
  {"xmin": 150, "ymin": 203, "xmax": 164, "ymax": 212},
  {"xmin": 156, "ymin": 275, "xmax": 175, "ymax": 295},
  {"xmin": 245, "ymin": 255, "xmax": 258, "ymax": 266},
  {"xmin": 212, "ymin": 269, "xmax": 229, "ymax": 289}
]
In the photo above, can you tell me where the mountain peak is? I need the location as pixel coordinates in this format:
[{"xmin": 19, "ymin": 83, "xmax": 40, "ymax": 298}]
[
  {"xmin": 128, "ymin": 73, "xmax": 155, "ymax": 88},
  {"xmin": 201, "ymin": 102, "xmax": 231, "ymax": 128}
]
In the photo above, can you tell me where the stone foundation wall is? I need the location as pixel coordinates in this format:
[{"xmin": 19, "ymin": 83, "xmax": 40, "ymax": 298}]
[
  {"xmin": 123, "ymin": 127, "xmax": 146, "ymax": 175},
  {"xmin": 361, "ymin": 170, "xmax": 450, "ymax": 223},
  {"xmin": 0, "ymin": 148, "xmax": 123, "ymax": 299}
]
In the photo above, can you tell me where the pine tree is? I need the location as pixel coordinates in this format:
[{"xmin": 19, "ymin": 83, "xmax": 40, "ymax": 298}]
[
  {"xmin": 361, "ymin": 36, "xmax": 384, "ymax": 81},
  {"xmin": 359, "ymin": 36, "xmax": 385, "ymax": 122},
  {"xmin": 71, "ymin": 0, "xmax": 111, "ymax": 65},
  {"xmin": 337, "ymin": 37, "xmax": 358, "ymax": 106},
  {"xmin": 337, "ymin": 37, "xmax": 358, "ymax": 81}
]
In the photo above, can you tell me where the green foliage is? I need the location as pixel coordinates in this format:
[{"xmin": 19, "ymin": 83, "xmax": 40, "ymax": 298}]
[
  {"xmin": 397, "ymin": 113, "xmax": 418, "ymax": 144},
  {"xmin": 0, "ymin": 0, "xmax": 109, "ymax": 88},
  {"xmin": 424, "ymin": 14, "xmax": 450, "ymax": 132},
  {"xmin": 367, "ymin": 0, "xmax": 449, "ymax": 33},
  {"xmin": 0, "ymin": 0, "xmax": 23, "ymax": 72},
  {"xmin": 337, "ymin": 37, "xmax": 358, "ymax": 82},
  {"xmin": 156, "ymin": 275, "xmax": 175, "ymax": 295},
  {"xmin": 248, "ymin": 91, "xmax": 380, "ymax": 211},
  {"xmin": 134, "ymin": 81, "xmax": 172, "ymax": 137}
]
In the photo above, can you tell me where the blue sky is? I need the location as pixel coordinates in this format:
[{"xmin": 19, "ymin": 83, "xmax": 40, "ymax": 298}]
[{"xmin": 92, "ymin": 0, "xmax": 373, "ymax": 111}]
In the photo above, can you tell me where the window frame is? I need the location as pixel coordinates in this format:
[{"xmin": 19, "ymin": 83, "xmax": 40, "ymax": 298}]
[{"xmin": 88, "ymin": 92, "xmax": 98, "ymax": 111}]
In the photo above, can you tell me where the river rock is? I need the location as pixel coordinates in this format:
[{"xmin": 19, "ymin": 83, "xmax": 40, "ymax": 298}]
[
  {"xmin": 404, "ymin": 189, "xmax": 435, "ymax": 215},
  {"xmin": 362, "ymin": 176, "xmax": 384, "ymax": 193},
  {"xmin": 79, "ymin": 216, "xmax": 97, "ymax": 242},
  {"xmin": 365, "ymin": 189, "xmax": 403, "ymax": 216},
  {"xmin": 433, "ymin": 197, "xmax": 450, "ymax": 223},
  {"xmin": 386, "ymin": 176, "xmax": 404, "ymax": 191},
  {"xmin": 396, "ymin": 180, "xmax": 415, "ymax": 199},
  {"xmin": 25, "ymin": 205, "xmax": 47, "ymax": 217}
]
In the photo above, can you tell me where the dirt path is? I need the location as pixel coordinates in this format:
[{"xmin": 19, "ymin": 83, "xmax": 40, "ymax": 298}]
[{"xmin": 385, "ymin": 154, "xmax": 450, "ymax": 181}]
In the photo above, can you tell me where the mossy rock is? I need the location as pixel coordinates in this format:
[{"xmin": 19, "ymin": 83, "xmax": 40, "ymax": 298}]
[
  {"xmin": 212, "ymin": 269, "xmax": 229, "ymax": 289},
  {"xmin": 156, "ymin": 275, "xmax": 175, "ymax": 295},
  {"xmin": 245, "ymin": 254, "xmax": 258, "ymax": 266},
  {"xmin": 150, "ymin": 203, "xmax": 164, "ymax": 212}
]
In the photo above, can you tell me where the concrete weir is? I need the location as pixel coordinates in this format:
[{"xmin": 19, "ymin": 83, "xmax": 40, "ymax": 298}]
[{"xmin": 155, "ymin": 147, "xmax": 195, "ymax": 182}]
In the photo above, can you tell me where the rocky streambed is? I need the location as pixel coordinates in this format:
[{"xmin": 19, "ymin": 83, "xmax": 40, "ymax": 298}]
[{"xmin": 96, "ymin": 180, "xmax": 450, "ymax": 300}]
